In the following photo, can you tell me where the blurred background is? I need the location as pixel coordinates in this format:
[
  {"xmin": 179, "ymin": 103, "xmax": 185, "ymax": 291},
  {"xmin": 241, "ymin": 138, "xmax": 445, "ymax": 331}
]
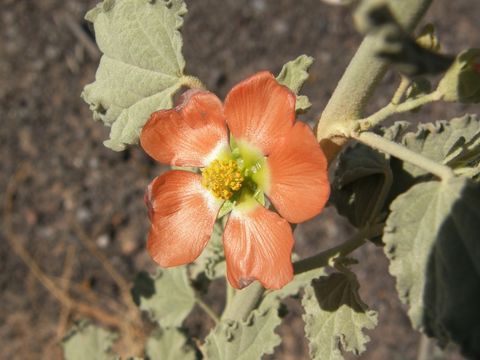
[{"xmin": 1, "ymin": 0, "xmax": 479, "ymax": 359}]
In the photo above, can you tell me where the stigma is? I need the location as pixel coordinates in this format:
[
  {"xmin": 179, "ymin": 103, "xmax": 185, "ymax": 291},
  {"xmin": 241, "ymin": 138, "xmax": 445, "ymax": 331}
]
[{"xmin": 201, "ymin": 159, "xmax": 244, "ymax": 200}]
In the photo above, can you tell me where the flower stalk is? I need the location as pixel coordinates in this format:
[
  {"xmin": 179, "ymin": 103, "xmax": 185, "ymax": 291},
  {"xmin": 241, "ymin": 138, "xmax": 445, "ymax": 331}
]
[
  {"xmin": 353, "ymin": 131, "xmax": 455, "ymax": 181},
  {"xmin": 316, "ymin": 0, "xmax": 434, "ymax": 162}
]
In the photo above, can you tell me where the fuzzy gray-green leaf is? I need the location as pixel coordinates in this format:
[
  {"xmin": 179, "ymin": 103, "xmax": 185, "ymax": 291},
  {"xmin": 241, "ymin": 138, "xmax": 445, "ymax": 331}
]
[
  {"xmin": 202, "ymin": 308, "xmax": 282, "ymax": 359},
  {"xmin": 134, "ymin": 266, "xmax": 195, "ymax": 328},
  {"xmin": 83, "ymin": 0, "xmax": 187, "ymax": 151},
  {"xmin": 145, "ymin": 328, "xmax": 196, "ymax": 360},
  {"xmin": 401, "ymin": 114, "xmax": 480, "ymax": 178},
  {"xmin": 62, "ymin": 320, "xmax": 117, "ymax": 360},
  {"xmin": 383, "ymin": 177, "xmax": 480, "ymax": 358},
  {"xmin": 276, "ymin": 55, "xmax": 314, "ymax": 112},
  {"xmin": 302, "ymin": 272, "xmax": 377, "ymax": 360}
]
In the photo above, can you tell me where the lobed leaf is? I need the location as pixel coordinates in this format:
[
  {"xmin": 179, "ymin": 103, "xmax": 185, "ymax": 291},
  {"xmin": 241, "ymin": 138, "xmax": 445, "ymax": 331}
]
[
  {"xmin": 145, "ymin": 328, "xmax": 196, "ymax": 360},
  {"xmin": 62, "ymin": 320, "xmax": 117, "ymax": 360},
  {"xmin": 302, "ymin": 272, "xmax": 378, "ymax": 360},
  {"xmin": 83, "ymin": 0, "xmax": 187, "ymax": 151},
  {"xmin": 383, "ymin": 177, "xmax": 480, "ymax": 358},
  {"xmin": 276, "ymin": 55, "xmax": 314, "ymax": 112},
  {"xmin": 400, "ymin": 114, "xmax": 480, "ymax": 178},
  {"xmin": 437, "ymin": 49, "xmax": 480, "ymax": 104},
  {"xmin": 201, "ymin": 308, "xmax": 282, "ymax": 359},
  {"xmin": 132, "ymin": 266, "xmax": 195, "ymax": 328}
]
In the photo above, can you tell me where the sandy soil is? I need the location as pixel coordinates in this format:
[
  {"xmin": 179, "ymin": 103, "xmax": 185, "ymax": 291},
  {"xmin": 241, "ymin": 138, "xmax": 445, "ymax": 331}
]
[{"xmin": 1, "ymin": 0, "xmax": 479, "ymax": 359}]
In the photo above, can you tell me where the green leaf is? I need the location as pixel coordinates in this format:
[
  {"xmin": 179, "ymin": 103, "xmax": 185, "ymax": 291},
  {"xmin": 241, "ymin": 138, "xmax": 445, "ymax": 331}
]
[
  {"xmin": 400, "ymin": 114, "xmax": 480, "ymax": 178},
  {"xmin": 260, "ymin": 267, "xmax": 326, "ymax": 311},
  {"xmin": 383, "ymin": 177, "xmax": 480, "ymax": 358},
  {"xmin": 133, "ymin": 266, "xmax": 195, "ymax": 328},
  {"xmin": 437, "ymin": 49, "xmax": 480, "ymax": 104},
  {"xmin": 145, "ymin": 328, "xmax": 196, "ymax": 360},
  {"xmin": 83, "ymin": 0, "xmax": 187, "ymax": 151},
  {"xmin": 189, "ymin": 221, "xmax": 225, "ymax": 280},
  {"xmin": 62, "ymin": 320, "xmax": 117, "ymax": 360},
  {"xmin": 302, "ymin": 272, "xmax": 378, "ymax": 360},
  {"xmin": 331, "ymin": 143, "xmax": 392, "ymax": 228},
  {"xmin": 201, "ymin": 308, "xmax": 282, "ymax": 359},
  {"xmin": 276, "ymin": 55, "xmax": 314, "ymax": 112}
]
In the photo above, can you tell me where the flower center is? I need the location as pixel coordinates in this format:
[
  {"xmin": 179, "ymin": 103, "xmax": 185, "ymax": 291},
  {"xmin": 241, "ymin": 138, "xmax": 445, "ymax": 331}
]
[{"xmin": 201, "ymin": 159, "xmax": 244, "ymax": 200}]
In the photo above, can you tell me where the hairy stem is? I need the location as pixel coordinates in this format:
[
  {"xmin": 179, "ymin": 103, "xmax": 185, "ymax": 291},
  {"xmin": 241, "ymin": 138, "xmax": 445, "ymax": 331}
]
[
  {"xmin": 354, "ymin": 131, "xmax": 455, "ymax": 180},
  {"xmin": 293, "ymin": 223, "xmax": 385, "ymax": 275},
  {"xmin": 316, "ymin": 0, "xmax": 434, "ymax": 162},
  {"xmin": 181, "ymin": 75, "xmax": 206, "ymax": 90},
  {"xmin": 358, "ymin": 90, "xmax": 442, "ymax": 131},
  {"xmin": 391, "ymin": 76, "xmax": 412, "ymax": 105},
  {"xmin": 222, "ymin": 282, "xmax": 264, "ymax": 321}
]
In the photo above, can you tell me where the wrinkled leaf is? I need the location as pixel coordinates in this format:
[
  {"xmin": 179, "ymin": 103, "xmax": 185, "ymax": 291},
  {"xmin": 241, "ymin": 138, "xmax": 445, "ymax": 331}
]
[
  {"xmin": 146, "ymin": 328, "xmax": 196, "ymax": 360},
  {"xmin": 401, "ymin": 114, "xmax": 480, "ymax": 178},
  {"xmin": 383, "ymin": 177, "xmax": 480, "ymax": 358},
  {"xmin": 302, "ymin": 272, "xmax": 378, "ymax": 360},
  {"xmin": 62, "ymin": 320, "xmax": 117, "ymax": 360},
  {"xmin": 133, "ymin": 266, "xmax": 195, "ymax": 328},
  {"xmin": 189, "ymin": 221, "xmax": 225, "ymax": 280},
  {"xmin": 437, "ymin": 49, "xmax": 480, "ymax": 103},
  {"xmin": 331, "ymin": 143, "xmax": 392, "ymax": 228},
  {"xmin": 202, "ymin": 308, "xmax": 282, "ymax": 360},
  {"xmin": 276, "ymin": 55, "xmax": 314, "ymax": 112},
  {"xmin": 83, "ymin": 0, "xmax": 187, "ymax": 150}
]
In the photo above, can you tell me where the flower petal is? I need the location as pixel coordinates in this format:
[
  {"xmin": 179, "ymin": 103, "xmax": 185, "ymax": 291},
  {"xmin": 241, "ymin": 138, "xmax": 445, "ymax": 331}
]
[
  {"xmin": 223, "ymin": 205, "xmax": 294, "ymax": 289},
  {"xmin": 267, "ymin": 122, "xmax": 330, "ymax": 223},
  {"xmin": 224, "ymin": 71, "xmax": 296, "ymax": 155},
  {"xmin": 146, "ymin": 170, "xmax": 221, "ymax": 267},
  {"xmin": 141, "ymin": 90, "xmax": 229, "ymax": 167}
]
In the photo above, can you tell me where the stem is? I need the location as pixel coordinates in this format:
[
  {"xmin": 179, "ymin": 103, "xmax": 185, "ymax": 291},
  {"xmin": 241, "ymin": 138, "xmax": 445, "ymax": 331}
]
[
  {"xmin": 354, "ymin": 131, "xmax": 455, "ymax": 180},
  {"xmin": 226, "ymin": 283, "xmax": 235, "ymax": 309},
  {"xmin": 181, "ymin": 75, "xmax": 206, "ymax": 90},
  {"xmin": 316, "ymin": 0, "xmax": 434, "ymax": 162},
  {"xmin": 293, "ymin": 223, "xmax": 384, "ymax": 275},
  {"xmin": 195, "ymin": 295, "xmax": 220, "ymax": 324},
  {"xmin": 222, "ymin": 282, "xmax": 264, "ymax": 321},
  {"xmin": 391, "ymin": 76, "xmax": 411, "ymax": 105},
  {"xmin": 358, "ymin": 90, "xmax": 442, "ymax": 131}
]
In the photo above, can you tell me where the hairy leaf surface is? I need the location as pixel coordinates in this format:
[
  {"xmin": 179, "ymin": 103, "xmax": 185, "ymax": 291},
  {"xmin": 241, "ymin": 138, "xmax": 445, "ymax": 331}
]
[
  {"xmin": 302, "ymin": 272, "xmax": 377, "ymax": 360},
  {"xmin": 62, "ymin": 320, "xmax": 117, "ymax": 360},
  {"xmin": 83, "ymin": 0, "xmax": 187, "ymax": 150},
  {"xmin": 383, "ymin": 177, "xmax": 480, "ymax": 358},
  {"xmin": 202, "ymin": 308, "xmax": 282, "ymax": 359},
  {"xmin": 276, "ymin": 55, "xmax": 314, "ymax": 112},
  {"xmin": 133, "ymin": 266, "xmax": 195, "ymax": 328},
  {"xmin": 146, "ymin": 328, "xmax": 196, "ymax": 360}
]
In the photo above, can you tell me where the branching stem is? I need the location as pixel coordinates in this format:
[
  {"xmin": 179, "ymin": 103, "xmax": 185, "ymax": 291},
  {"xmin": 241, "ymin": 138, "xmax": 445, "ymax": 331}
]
[
  {"xmin": 358, "ymin": 90, "xmax": 443, "ymax": 131},
  {"xmin": 293, "ymin": 223, "xmax": 384, "ymax": 275},
  {"xmin": 354, "ymin": 131, "xmax": 455, "ymax": 180}
]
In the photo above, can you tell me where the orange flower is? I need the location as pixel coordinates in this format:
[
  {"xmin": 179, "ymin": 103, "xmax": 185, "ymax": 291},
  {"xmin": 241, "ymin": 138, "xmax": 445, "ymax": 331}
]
[{"xmin": 140, "ymin": 72, "xmax": 330, "ymax": 289}]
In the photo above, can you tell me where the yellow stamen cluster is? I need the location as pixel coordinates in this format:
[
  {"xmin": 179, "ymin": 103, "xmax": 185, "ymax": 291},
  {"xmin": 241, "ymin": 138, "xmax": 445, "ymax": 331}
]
[{"xmin": 201, "ymin": 159, "xmax": 244, "ymax": 200}]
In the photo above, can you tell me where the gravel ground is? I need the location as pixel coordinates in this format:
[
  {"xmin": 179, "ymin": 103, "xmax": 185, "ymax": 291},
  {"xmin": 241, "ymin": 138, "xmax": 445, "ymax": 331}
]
[{"xmin": 1, "ymin": 0, "xmax": 479, "ymax": 359}]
